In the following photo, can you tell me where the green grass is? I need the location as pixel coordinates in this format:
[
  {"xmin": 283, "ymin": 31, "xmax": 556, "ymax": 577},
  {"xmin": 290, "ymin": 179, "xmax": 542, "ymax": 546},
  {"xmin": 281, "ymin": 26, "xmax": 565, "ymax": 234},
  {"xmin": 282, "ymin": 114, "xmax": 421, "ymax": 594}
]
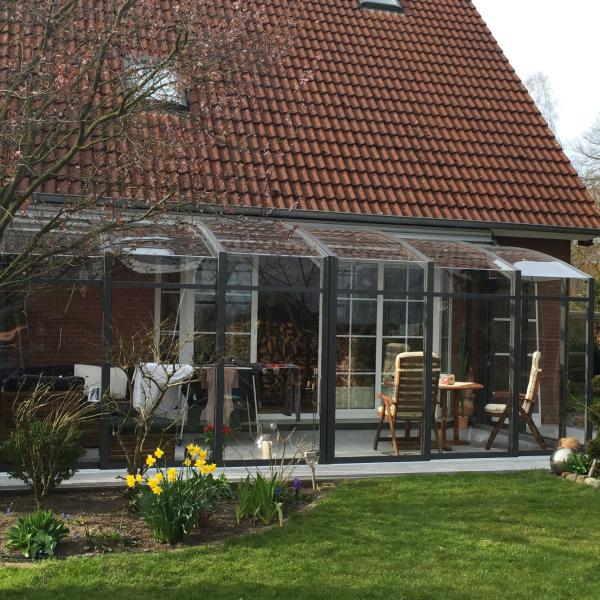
[{"xmin": 2, "ymin": 471, "xmax": 600, "ymax": 599}]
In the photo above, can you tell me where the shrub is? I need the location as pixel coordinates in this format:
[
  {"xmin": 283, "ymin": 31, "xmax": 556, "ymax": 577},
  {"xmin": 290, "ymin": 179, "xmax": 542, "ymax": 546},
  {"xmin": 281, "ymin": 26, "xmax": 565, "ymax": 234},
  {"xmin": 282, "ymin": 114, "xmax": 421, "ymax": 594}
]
[
  {"xmin": 234, "ymin": 472, "xmax": 284, "ymax": 527},
  {"xmin": 564, "ymin": 451, "xmax": 594, "ymax": 475},
  {"xmin": 129, "ymin": 443, "xmax": 227, "ymax": 545},
  {"xmin": 592, "ymin": 375, "xmax": 600, "ymax": 396},
  {"xmin": 586, "ymin": 437, "xmax": 600, "ymax": 461},
  {"xmin": 6, "ymin": 508, "xmax": 69, "ymax": 559},
  {"xmin": 1, "ymin": 389, "xmax": 88, "ymax": 504}
]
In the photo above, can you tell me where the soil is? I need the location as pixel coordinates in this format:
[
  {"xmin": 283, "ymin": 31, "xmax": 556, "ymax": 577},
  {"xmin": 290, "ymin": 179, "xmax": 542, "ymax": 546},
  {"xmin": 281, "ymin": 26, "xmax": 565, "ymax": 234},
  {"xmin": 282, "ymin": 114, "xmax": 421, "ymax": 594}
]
[{"xmin": 0, "ymin": 485, "xmax": 327, "ymax": 564}]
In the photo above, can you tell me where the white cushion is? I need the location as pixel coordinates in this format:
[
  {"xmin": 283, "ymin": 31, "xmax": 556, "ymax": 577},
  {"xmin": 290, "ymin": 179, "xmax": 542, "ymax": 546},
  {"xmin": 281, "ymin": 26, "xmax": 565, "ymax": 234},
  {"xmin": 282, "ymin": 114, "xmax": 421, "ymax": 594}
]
[
  {"xmin": 484, "ymin": 403, "xmax": 507, "ymax": 415},
  {"xmin": 74, "ymin": 364, "xmax": 128, "ymax": 399}
]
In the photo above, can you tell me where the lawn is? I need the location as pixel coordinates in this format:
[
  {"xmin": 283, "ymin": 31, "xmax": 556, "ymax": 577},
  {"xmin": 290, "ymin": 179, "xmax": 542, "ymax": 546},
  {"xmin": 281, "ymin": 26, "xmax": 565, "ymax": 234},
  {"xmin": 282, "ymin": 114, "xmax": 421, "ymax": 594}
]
[{"xmin": 1, "ymin": 471, "xmax": 600, "ymax": 599}]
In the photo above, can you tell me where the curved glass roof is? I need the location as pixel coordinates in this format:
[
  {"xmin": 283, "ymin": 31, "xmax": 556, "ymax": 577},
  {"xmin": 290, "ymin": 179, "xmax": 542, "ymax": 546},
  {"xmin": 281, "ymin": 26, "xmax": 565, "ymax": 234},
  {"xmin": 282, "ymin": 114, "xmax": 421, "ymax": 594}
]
[
  {"xmin": 304, "ymin": 227, "xmax": 424, "ymax": 262},
  {"xmin": 2, "ymin": 215, "xmax": 592, "ymax": 282}
]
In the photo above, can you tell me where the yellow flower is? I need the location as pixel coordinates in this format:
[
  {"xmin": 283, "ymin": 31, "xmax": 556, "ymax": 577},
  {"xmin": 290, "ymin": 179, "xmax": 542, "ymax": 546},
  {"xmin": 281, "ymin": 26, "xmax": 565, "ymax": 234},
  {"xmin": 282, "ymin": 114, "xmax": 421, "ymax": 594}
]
[
  {"xmin": 154, "ymin": 447, "xmax": 164, "ymax": 459},
  {"xmin": 167, "ymin": 467, "xmax": 177, "ymax": 483},
  {"xmin": 183, "ymin": 457, "xmax": 192, "ymax": 467},
  {"xmin": 126, "ymin": 474, "xmax": 136, "ymax": 488},
  {"xmin": 155, "ymin": 472, "xmax": 164, "ymax": 483},
  {"xmin": 151, "ymin": 484, "xmax": 163, "ymax": 495},
  {"xmin": 135, "ymin": 473, "xmax": 143, "ymax": 484},
  {"xmin": 147, "ymin": 476, "xmax": 158, "ymax": 488},
  {"xmin": 194, "ymin": 458, "xmax": 206, "ymax": 468},
  {"xmin": 145, "ymin": 454, "xmax": 156, "ymax": 467},
  {"xmin": 200, "ymin": 463, "xmax": 217, "ymax": 475},
  {"xmin": 186, "ymin": 443, "xmax": 199, "ymax": 456},
  {"xmin": 198, "ymin": 449, "xmax": 208, "ymax": 461}
]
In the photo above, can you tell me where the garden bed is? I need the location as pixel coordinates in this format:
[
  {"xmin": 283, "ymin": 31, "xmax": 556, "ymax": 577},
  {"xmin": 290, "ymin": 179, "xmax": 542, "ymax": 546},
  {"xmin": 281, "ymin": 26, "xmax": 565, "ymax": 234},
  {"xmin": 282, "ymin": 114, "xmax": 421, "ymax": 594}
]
[{"xmin": 0, "ymin": 485, "xmax": 324, "ymax": 563}]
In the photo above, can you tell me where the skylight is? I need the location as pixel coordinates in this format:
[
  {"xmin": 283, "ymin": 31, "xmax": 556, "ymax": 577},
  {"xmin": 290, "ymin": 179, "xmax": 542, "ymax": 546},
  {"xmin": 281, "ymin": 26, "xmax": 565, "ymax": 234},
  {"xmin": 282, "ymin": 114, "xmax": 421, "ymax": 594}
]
[
  {"xmin": 359, "ymin": 0, "xmax": 403, "ymax": 13},
  {"xmin": 125, "ymin": 58, "xmax": 187, "ymax": 109}
]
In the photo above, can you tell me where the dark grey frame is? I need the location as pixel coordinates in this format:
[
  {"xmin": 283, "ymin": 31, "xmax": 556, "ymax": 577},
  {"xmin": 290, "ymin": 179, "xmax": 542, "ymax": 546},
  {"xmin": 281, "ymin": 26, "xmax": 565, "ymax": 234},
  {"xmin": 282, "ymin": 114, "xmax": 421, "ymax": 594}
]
[{"xmin": 1, "ymin": 236, "xmax": 595, "ymax": 470}]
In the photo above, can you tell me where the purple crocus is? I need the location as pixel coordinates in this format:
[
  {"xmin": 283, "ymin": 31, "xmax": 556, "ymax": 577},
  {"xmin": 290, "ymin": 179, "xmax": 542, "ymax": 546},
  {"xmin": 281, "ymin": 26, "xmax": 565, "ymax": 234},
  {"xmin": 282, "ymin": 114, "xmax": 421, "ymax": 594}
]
[{"xmin": 292, "ymin": 478, "xmax": 302, "ymax": 492}]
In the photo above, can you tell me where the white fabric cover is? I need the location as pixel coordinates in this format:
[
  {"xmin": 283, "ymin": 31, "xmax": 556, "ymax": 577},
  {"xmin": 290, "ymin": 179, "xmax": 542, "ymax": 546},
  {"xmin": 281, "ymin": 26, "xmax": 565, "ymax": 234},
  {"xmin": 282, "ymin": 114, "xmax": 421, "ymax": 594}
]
[
  {"xmin": 74, "ymin": 364, "xmax": 128, "ymax": 399},
  {"xmin": 484, "ymin": 403, "xmax": 507, "ymax": 415},
  {"xmin": 132, "ymin": 363, "xmax": 194, "ymax": 422}
]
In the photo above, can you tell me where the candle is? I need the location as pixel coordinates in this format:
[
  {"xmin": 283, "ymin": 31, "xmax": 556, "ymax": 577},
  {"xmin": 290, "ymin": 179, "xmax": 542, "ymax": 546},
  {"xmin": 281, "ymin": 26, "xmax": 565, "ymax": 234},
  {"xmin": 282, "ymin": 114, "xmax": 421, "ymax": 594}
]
[{"xmin": 261, "ymin": 440, "xmax": 273, "ymax": 460}]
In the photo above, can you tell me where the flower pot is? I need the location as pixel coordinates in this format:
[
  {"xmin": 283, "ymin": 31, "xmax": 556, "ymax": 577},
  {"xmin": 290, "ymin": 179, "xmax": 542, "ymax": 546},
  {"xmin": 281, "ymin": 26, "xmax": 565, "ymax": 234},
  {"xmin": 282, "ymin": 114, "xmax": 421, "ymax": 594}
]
[{"xmin": 457, "ymin": 415, "xmax": 470, "ymax": 429}]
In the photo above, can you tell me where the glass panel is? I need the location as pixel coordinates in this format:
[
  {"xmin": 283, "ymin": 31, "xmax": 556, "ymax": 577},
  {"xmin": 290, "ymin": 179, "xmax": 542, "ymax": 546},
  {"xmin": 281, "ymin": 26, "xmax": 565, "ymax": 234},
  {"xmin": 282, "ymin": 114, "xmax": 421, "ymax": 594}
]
[
  {"xmin": 223, "ymin": 291, "xmax": 321, "ymax": 463},
  {"xmin": 307, "ymin": 227, "xmax": 423, "ymax": 262},
  {"xmin": 351, "ymin": 300, "xmax": 377, "ymax": 335},
  {"xmin": 110, "ymin": 223, "xmax": 214, "ymax": 258},
  {"xmin": 518, "ymin": 299, "xmax": 561, "ymax": 450},
  {"xmin": 407, "ymin": 239, "xmax": 512, "ymax": 271},
  {"xmin": 258, "ymin": 256, "xmax": 321, "ymax": 288},
  {"xmin": 382, "ymin": 301, "xmax": 407, "ymax": 336},
  {"xmin": 205, "ymin": 218, "xmax": 320, "ymax": 257},
  {"xmin": 567, "ymin": 301, "xmax": 587, "ymax": 443},
  {"xmin": 0, "ymin": 282, "xmax": 103, "ymax": 468},
  {"xmin": 335, "ymin": 257, "xmax": 428, "ymax": 459},
  {"xmin": 493, "ymin": 246, "xmax": 588, "ymax": 281},
  {"xmin": 435, "ymin": 296, "xmax": 507, "ymax": 453}
]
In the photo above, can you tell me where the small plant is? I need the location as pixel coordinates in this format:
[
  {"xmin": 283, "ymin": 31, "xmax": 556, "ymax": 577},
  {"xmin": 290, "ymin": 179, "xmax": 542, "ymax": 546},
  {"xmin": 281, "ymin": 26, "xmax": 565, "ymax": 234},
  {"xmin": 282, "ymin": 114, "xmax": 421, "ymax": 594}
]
[
  {"xmin": 0, "ymin": 387, "xmax": 89, "ymax": 504},
  {"xmin": 6, "ymin": 508, "xmax": 69, "ymax": 559},
  {"xmin": 592, "ymin": 375, "xmax": 600, "ymax": 396},
  {"xmin": 234, "ymin": 473, "xmax": 284, "ymax": 527},
  {"xmin": 564, "ymin": 451, "xmax": 594, "ymax": 475},
  {"xmin": 127, "ymin": 444, "xmax": 226, "ymax": 545},
  {"xmin": 200, "ymin": 424, "xmax": 233, "ymax": 461}
]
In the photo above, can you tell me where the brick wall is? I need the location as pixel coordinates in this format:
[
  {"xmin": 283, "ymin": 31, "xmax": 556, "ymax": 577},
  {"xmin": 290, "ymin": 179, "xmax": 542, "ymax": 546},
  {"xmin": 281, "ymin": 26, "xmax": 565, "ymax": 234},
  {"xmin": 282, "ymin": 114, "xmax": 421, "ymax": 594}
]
[{"xmin": 9, "ymin": 283, "xmax": 155, "ymax": 370}]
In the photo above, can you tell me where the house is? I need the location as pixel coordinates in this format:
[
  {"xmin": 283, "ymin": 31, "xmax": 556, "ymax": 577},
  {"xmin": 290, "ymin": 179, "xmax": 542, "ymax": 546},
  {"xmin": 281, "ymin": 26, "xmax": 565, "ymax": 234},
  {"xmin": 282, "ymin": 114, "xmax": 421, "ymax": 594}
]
[{"xmin": 1, "ymin": 0, "xmax": 598, "ymax": 468}]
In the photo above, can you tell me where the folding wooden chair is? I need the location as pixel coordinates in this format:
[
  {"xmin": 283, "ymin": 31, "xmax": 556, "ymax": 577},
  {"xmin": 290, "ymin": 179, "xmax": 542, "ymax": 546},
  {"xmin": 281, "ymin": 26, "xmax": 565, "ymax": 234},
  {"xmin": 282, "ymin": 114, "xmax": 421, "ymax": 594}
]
[
  {"xmin": 373, "ymin": 351, "xmax": 441, "ymax": 455},
  {"xmin": 484, "ymin": 351, "xmax": 546, "ymax": 450}
]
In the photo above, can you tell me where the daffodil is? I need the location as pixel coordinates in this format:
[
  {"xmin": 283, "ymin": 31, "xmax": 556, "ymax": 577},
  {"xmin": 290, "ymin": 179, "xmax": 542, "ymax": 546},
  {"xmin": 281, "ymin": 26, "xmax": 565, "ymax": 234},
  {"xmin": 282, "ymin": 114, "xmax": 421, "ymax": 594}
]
[
  {"xmin": 155, "ymin": 472, "xmax": 164, "ymax": 483},
  {"xmin": 198, "ymin": 449, "xmax": 208, "ymax": 461},
  {"xmin": 135, "ymin": 473, "xmax": 143, "ymax": 484},
  {"xmin": 126, "ymin": 474, "xmax": 136, "ymax": 488},
  {"xmin": 185, "ymin": 443, "xmax": 199, "ymax": 455},
  {"xmin": 195, "ymin": 458, "xmax": 206, "ymax": 468},
  {"xmin": 183, "ymin": 457, "xmax": 192, "ymax": 467},
  {"xmin": 145, "ymin": 454, "xmax": 156, "ymax": 467},
  {"xmin": 200, "ymin": 463, "xmax": 217, "ymax": 475},
  {"xmin": 154, "ymin": 447, "xmax": 164, "ymax": 459},
  {"xmin": 147, "ymin": 476, "xmax": 158, "ymax": 488},
  {"xmin": 151, "ymin": 484, "xmax": 163, "ymax": 495},
  {"xmin": 167, "ymin": 467, "xmax": 177, "ymax": 483}
]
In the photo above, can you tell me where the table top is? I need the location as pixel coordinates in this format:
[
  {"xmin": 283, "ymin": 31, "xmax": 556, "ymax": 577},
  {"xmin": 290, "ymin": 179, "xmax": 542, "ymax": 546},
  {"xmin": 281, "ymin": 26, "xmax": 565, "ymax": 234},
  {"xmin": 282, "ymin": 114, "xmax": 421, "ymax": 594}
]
[{"xmin": 439, "ymin": 381, "xmax": 484, "ymax": 391}]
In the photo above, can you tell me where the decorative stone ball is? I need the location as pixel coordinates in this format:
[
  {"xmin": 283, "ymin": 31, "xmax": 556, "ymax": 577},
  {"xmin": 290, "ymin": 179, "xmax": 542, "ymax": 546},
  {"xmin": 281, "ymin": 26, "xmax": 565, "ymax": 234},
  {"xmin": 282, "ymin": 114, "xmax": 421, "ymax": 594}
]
[{"xmin": 550, "ymin": 447, "xmax": 575, "ymax": 475}]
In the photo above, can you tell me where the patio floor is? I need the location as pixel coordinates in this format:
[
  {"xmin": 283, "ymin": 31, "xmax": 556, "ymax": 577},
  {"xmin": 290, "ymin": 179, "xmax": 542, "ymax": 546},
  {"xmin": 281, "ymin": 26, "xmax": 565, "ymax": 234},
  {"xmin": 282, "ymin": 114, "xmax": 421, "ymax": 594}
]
[{"xmin": 0, "ymin": 454, "xmax": 551, "ymax": 492}]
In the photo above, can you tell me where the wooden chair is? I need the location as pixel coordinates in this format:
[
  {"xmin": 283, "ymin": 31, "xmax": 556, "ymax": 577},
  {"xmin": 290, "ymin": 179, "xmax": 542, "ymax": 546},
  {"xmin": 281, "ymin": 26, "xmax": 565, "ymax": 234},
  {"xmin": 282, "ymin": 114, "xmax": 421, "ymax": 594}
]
[
  {"xmin": 373, "ymin": 352, "xmax": 441, "ymax": 455},
  {"xmin": 483, "ymin": 351, "xmax": 546, "ymax": 450}
]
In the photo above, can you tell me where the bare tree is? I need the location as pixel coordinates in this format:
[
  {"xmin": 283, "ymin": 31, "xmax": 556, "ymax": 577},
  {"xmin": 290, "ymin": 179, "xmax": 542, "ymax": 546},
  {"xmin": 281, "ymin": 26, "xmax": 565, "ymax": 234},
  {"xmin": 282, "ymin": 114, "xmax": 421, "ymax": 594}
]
[
  {"xmin": 573, "ymin": 119, "xmax": 600, "ymax": 188},
  {"xmin": 0, "ymin": 1, "xmax": 291, "ymax": 293},
  {"xmin": 525, "ymin": 71, "xmax": 560, "ymax": 137}
]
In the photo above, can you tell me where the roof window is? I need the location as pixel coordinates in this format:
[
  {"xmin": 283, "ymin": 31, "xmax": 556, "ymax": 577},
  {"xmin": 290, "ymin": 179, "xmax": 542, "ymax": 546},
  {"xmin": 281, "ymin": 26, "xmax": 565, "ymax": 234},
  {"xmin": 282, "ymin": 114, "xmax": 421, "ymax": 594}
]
[
  {"xmin": 359, "ymin": 0, "xmax": 403, "ymax": 13},
  {"xmin": 125, "ymin": 58, "xmax": 187, "ymax": 110}
]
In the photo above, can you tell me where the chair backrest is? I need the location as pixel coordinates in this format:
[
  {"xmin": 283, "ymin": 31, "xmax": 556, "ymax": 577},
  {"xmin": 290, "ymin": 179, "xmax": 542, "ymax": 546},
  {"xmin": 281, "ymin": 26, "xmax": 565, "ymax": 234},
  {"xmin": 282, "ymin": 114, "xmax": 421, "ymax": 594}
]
[
  {"xmin": 392, "ymin": 351, "xmax": 441, "ymax": 417},
  {"xmin": 522, "ymin": 351, "xmax": 542, "ymax": 413}
]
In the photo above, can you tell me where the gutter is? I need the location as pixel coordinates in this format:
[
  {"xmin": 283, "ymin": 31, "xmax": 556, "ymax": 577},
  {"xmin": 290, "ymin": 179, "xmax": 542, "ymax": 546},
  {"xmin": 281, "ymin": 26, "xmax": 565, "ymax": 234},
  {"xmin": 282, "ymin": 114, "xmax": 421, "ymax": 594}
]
[{"xmin": 32, "ymin": 193, "xmax": 600, "ymax": 240}]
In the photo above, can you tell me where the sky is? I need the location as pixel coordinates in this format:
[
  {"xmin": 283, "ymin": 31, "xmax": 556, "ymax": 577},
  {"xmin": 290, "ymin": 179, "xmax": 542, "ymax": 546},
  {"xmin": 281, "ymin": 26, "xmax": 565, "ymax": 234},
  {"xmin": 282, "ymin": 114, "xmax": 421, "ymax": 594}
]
[{"xmin": 472, "ymin": 0, "xmax": 600, "ymax": 153}]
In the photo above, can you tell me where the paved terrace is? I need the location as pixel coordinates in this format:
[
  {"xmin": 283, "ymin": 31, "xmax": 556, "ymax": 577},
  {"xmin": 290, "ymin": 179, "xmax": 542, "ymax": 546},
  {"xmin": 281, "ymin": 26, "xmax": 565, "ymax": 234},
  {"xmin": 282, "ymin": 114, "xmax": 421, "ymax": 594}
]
[{"xmin": 0, "ymin": 456, "xmax": 550, "ymax": 492}]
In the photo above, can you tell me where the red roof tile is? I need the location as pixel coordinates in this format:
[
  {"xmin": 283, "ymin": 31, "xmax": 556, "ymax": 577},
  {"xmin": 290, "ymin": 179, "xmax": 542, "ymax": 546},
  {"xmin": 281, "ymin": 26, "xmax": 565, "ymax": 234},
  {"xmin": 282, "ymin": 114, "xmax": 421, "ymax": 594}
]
[{"xmin": 6, "ymin": 0, "xmax": 600, "ymax": 231}]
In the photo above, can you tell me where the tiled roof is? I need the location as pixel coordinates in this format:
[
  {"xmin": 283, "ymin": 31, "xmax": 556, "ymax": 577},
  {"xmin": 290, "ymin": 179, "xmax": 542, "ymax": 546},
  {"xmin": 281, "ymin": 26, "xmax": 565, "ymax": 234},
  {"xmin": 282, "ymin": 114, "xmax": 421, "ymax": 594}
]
[{"xmin": 21, "ymin": 0, "xmax": 600, "ymax": 230}]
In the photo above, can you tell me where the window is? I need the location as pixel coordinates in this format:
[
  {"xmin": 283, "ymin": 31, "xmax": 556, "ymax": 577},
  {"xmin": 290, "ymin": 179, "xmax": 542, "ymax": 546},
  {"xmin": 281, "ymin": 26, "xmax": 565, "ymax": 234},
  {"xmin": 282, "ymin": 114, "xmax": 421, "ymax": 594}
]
[
  {"xmin": 359, "ymin": 0, "xmax": 403, "ymax": 13},
  {"xmin": 125, "ymin": 58, "xmax": 187, "ymax": 109}
]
